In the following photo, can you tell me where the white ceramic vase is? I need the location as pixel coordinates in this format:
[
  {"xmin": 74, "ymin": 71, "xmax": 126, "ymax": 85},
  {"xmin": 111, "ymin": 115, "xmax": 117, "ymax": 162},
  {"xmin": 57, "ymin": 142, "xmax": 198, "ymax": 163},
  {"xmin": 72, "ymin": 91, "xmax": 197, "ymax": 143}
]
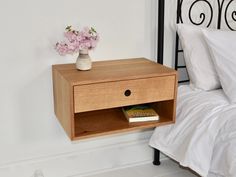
[{"xmin": 76, "ymin": 49, "xmax": 92, "ymax": 71}]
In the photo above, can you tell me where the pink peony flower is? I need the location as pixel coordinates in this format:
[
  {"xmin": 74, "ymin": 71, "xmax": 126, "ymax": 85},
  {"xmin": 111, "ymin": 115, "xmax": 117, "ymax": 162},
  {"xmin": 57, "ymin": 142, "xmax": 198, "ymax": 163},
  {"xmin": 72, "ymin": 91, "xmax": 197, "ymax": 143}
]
[
  {"xmin": 55, "ymin": 42, "xmax": 69, "ymax": 56},
  {"xmin": 64, "ymin": 31, "xmax": 77, "ymax": 43},
  {"xmin": 55, "ymin": 26, "xmax": 99, "ymax": 56}
]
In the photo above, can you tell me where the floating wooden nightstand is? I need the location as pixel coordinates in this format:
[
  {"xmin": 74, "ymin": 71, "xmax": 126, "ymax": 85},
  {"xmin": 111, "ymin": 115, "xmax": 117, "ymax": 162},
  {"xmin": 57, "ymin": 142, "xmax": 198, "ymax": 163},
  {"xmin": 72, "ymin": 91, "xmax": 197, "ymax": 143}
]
[{"xmin": 52, "ymin": 58, "xmax": 177, "ymax": 140}]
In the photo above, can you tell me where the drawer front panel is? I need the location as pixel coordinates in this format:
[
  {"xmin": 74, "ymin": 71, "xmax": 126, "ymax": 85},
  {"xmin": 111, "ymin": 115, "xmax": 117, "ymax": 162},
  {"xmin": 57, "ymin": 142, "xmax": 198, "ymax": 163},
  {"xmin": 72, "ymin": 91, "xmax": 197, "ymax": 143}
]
[{"xmin": 74, "ymin": 75, "xmax": 175, "ymax": 113}]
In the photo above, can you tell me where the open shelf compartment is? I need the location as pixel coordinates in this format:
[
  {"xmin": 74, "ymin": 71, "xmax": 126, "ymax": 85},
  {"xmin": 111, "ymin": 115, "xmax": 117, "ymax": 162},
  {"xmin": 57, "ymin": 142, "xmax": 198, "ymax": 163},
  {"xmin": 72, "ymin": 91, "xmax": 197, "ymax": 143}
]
[{"xmin": 73, "ymin": 100, "xmax": 175, "ymax": 140}]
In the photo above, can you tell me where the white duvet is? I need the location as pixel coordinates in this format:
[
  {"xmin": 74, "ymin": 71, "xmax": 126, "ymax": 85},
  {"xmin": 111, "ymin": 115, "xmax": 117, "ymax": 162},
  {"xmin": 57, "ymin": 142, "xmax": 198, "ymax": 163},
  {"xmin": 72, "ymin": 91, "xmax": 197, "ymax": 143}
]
[{"xmin": 149, "ymin": 85, "xmax": 236, "ymax": 177}]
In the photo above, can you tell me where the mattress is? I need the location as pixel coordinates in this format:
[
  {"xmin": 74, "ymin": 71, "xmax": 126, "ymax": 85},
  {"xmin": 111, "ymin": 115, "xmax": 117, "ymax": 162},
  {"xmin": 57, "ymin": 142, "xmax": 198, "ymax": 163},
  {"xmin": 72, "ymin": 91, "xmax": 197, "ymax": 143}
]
[{"xmin": 149, "ymin": 85, "xmax": 236, "ymax": 177}]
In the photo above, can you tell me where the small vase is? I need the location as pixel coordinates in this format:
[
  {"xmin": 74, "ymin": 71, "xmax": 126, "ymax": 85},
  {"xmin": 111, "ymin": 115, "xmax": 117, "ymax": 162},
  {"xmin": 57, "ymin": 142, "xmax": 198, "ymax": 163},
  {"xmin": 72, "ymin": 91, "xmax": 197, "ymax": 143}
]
[{"xmin": 76, "ymin": 49, "xmax": 92, "ymax": 71}]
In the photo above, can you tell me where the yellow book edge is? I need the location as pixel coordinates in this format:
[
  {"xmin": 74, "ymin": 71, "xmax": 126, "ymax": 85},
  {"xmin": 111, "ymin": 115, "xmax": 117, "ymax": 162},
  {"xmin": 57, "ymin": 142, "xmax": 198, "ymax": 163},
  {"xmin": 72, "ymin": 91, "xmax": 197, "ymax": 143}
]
[{"xmin": 122, "ymin": 105, "xmax": 159, "ymax": 123}]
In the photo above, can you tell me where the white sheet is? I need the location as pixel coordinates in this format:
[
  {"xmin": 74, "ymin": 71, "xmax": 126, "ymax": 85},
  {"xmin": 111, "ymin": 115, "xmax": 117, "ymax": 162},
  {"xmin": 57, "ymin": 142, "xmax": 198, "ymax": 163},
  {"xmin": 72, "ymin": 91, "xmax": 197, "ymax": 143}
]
[{"xmin": 149, "ymin": 85, "xmax": 236, "ymax": 177}]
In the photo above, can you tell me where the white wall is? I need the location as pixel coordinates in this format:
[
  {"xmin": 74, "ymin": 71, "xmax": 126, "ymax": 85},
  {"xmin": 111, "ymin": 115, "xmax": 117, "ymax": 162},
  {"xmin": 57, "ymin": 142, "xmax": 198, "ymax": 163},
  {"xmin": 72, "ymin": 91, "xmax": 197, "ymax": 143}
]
[
  {"xmin": 163, "ymin": 0, "xmax": 177, "ymax": 67},
  {"xmin": 0, "ymin": 0, "xmax": 171, "ymax": 176}
]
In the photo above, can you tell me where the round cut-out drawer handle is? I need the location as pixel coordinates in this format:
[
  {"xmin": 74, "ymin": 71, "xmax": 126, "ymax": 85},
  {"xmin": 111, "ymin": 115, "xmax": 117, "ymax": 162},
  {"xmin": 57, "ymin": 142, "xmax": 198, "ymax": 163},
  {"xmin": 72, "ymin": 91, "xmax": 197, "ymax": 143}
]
[{"xmin": 124, "ymin": 89, "xmax": 131, "ymax": 97}]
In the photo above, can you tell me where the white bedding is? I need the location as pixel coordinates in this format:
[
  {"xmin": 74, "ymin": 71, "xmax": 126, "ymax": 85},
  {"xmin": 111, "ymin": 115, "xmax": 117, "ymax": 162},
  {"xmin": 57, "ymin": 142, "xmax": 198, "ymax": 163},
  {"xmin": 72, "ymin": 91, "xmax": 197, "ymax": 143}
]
[{"xmin": 149, "ymin": 85, "xmax": 236, "ymax": 177}]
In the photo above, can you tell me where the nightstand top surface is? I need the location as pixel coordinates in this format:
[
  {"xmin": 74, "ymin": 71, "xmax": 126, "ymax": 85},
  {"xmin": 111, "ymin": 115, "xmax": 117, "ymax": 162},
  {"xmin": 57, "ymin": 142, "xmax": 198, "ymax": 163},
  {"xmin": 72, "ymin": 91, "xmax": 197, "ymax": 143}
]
[{"xmin": 52, "ymin": 58, "xmax": 177, "ymax": 85}]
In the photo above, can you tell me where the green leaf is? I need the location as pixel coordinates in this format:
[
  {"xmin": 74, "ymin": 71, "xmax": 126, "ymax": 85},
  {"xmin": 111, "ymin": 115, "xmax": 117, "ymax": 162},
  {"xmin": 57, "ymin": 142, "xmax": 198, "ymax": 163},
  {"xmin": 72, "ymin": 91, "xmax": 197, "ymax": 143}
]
[
  {"xmin": 91, "ymin": 27, "xmax": 97, "ymax": 33},
  {"xmin": 66, "ymin": 25, "xmax": 72, "ymax": 31}
]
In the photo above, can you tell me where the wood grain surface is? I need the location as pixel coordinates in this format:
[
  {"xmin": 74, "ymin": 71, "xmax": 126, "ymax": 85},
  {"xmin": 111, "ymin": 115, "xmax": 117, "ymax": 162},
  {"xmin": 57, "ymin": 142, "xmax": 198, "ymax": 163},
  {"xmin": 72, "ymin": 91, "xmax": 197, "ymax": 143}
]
[
  {"xmin": 52, "ymin": 58, "xmax": 177, "ymax": 140},
  {"xmin": 74, "ymin": 75, "xmax": 175, "ymax": 113},
  {"xmin": 53, "ymin": 58, "xmax": 176, "ymax": 85}
]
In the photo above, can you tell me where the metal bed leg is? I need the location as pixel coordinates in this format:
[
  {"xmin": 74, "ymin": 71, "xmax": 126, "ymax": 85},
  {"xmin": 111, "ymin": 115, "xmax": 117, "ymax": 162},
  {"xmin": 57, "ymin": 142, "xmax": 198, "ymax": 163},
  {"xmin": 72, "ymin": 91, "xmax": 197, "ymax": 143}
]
[{"xmin": 153, "ymin": 149, "xmax": 161, "ymax": 165}]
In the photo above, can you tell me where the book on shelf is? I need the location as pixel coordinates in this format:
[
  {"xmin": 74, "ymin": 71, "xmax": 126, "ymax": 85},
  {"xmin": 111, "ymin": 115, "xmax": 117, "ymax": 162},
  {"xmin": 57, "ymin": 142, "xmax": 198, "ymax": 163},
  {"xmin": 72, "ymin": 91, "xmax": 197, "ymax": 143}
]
[{"xmin": 122, "ymin": 104, "xmax": 159, "ymax": 123}]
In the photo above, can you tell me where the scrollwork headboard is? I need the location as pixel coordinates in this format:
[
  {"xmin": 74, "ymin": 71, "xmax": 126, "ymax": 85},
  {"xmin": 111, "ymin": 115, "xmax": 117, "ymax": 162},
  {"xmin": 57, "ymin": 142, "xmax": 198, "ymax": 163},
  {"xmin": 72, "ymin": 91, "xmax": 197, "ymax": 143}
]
[
  {"xmin": 176, "ymin": 0, "xmax": 236, "ymax": 82},
  {"xmin": 157, "ymin": 0, "xmax": 236, "ymax": 83}
]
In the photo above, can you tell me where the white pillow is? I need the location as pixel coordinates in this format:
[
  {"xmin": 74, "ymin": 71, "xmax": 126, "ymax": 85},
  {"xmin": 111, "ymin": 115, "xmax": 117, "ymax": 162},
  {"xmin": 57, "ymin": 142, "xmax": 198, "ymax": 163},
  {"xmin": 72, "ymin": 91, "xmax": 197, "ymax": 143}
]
[
  {"xmin": 176, "ymin": 24, "xmax": 220, "ymax": 90},
  {"xmin": 203, "ymin": 30, "xmax": 236, "ymax": 103}
]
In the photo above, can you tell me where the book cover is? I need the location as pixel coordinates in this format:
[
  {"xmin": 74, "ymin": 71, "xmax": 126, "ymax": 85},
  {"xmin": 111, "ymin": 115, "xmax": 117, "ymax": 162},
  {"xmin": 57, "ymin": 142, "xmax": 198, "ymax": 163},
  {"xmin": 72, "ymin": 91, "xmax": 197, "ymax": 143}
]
[{"xmin": 122, "ymin": 104, "xmax": 159, "ymax": 123}]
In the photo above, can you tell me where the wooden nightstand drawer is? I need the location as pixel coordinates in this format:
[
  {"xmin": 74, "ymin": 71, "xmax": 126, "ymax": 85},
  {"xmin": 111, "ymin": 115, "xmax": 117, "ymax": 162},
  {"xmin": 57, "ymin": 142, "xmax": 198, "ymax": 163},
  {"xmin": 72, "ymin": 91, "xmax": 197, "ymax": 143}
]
[{"xmin": 74, "ymin": 75, "xmax": 175, "ymax": 113}]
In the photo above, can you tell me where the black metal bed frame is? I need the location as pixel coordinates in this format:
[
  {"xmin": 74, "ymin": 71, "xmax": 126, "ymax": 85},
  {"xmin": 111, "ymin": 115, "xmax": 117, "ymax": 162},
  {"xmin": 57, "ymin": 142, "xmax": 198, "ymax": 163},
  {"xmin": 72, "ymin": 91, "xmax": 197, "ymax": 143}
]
[{"xmin": 154, "ymin": 0, "xmax": 236, "ymax": 165}]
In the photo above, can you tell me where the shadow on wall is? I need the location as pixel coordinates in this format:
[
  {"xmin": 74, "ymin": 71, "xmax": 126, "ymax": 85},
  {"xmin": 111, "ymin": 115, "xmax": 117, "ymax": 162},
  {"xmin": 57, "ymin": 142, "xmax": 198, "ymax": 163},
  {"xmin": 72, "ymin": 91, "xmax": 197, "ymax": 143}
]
[{"xmin": 17, "ymin": 66, "xmax": 65, "ymax": 143}]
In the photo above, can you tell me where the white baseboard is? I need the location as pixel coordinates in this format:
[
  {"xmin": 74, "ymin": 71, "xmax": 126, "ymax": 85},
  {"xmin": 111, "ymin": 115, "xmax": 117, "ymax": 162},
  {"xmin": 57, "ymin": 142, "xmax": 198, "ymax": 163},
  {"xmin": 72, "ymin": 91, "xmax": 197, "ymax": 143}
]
[{"xmin": 0, "ymin": 130, "xmax": 166, "ymax": 177}]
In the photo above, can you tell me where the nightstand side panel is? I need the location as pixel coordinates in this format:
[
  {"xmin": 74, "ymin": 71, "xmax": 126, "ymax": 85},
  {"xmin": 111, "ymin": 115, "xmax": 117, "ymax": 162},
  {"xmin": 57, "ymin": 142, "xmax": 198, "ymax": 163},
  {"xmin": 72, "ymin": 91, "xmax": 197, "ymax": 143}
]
[{"xmin": 53, "ymin": 68, "xmax": 74, "ymax": 139}]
